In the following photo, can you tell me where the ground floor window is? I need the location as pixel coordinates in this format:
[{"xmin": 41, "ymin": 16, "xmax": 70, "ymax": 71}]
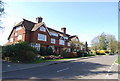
[{"xmin": 31, "ymin": 43, "xmax": 40, "ymax": 51}]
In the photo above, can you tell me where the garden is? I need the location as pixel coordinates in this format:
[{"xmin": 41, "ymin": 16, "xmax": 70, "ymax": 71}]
[{"xmin": 2, "ymin": 41, "xmax": 95, "ymax": 64}]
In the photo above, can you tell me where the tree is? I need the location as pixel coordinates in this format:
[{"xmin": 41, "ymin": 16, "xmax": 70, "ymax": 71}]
[
  {"xmin": 99, "ymin": 32, "xmax": 108, "ymax": 50},
  {"xmin": 0, "ymin": 0, "xmax": 5, "ymax": 29},
  {"xmin": 70, "ymin": 40, "xmax": 80, "ymax": 52},
  {"xmin": 91, "ymin": 36, "xmax": 100, "ymax": 51},
  {"xmin": 107, "ymin": 34, "xmax": 117, "ymax": 53},
  {"xmin": 91, "ymin": 33, "xmax": 118, "ymax": 53},
  {"xmin": 85, "ymin": 41, "xmax": 88, "ymax": 52}
]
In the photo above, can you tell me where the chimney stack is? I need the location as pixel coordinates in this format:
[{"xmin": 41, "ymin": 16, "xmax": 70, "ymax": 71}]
[
  {"xmin": 61, "ymin": 27, "xmax": 66, "ymax": 34},
  {"xmin": 36, "ymin": 16, "xmax": 43, "ymax": 23}
]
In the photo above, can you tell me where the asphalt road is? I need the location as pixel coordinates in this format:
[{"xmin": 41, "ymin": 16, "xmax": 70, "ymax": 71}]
[{"xmin": 2, "ymin": 55, "xmax": 119, "ymax": 80}]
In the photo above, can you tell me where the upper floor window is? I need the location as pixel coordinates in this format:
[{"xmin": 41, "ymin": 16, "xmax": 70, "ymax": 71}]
[
  {"xmin": 15, "ymin": 33, "xmax": 17, "ymax": 36},
  {"xmin": 10, "ymin": 38, "xmax": 13, "ymax": 42},
  {"xmin": 16, "ymin": 26, "xmax": 22, "ymax": 31},
  {"xmin": 51, "ymin": 38, "xmax": 56, "ymax": 44},
  {"xmin": 40, "ymin": 27, "xmax": 46, "ymax": 32},
  {"xmin": 76, "ymin": 39, "xmax": 79, "ymax": 41},
  {"xmin": 63, "ymin": 36, "xmax": 68, "ymax": 40},
  {"xmin": 18, "ymin": 34, "xmax": 22, "ymax": 40},
  {"xmin": 68, "ymin": 42, "xmax": 71, "ymax": 46},
  {"xmin": 75, "ymin": 43, "xmax": 78, "ymax": 47},
  {"xmin": 59, "ymin": 39, "xmax": 64, "ymax": 45},
  {"xmin": 50, "ymin": 32, "xmax": 58, "ymax": 37},
  {"xmin": 38, "ymin": 33, "xmax": 47, "ymax": 41}
]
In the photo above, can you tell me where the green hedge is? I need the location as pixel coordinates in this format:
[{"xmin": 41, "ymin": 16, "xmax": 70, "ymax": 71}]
[{"xmin": 2, "ymin": 41, "xmax": 37, "ymax": 63}]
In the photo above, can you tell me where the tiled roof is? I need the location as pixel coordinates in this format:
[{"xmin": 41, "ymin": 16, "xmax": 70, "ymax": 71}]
[{"xmin": 31, "ymin": 22, "xmax": 43, "ymax": 31}]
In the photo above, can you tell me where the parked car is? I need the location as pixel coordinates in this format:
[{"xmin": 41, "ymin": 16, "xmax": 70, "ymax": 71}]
[{"xmin": 109, "ymin": 53, "xmax": 114, "ymax": 55}]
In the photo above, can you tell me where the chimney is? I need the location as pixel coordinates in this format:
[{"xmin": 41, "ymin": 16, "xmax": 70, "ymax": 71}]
[
  {"xmin": 36, "ymin": 16, "xmax": 43, "ymax": 23},
  {"xmin": 61, "ymin": 27, "xmax": 66, "ymax": 34}
]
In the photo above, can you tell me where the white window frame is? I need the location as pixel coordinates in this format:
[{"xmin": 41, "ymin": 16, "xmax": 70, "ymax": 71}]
[
  {"xmin": 50, "ymin": 32, "xmax": 58, "ymax": 37},
  {"xmin": 16, "ymin": 26, "xmax": 22, "ymax": 31},
  {"xmin": 76, "ymin": 39, "xmax": 79, "ymax": 41},
  {"xmin": 76, "ymin": 43, "xmax": 78, "ymax": 47},
  {"xmin": 40, "ymin": 27, "xmax": 46, "ymax": 32},
  {"xmin": 63, "ymin": 36, "xmax": 68, "ymax": 40},
  {"xmin": 38, "ymin": 33, "xmax": 47, "ymax": 41},
  {"xmin": 68, "ymin": 42, "xmax": 71, "ymax": 46},
  {"xmin": 51, "ymin": 38, "xmax": 56, "ymax": 44},
  {"xmin": 18, "ymin": 34, "xmax": 22, "ymax": 40},
  {"xmin": 10, "ymin": 38, "xmax": 13, "ymax": 42},
  {"xmin": 59, "ymin": 39, "xmax": 65, "ymax": 45},
  {"xmin": 15, "ymin": 33, "xmax": 17, "ymax": 36},
  {"xmin": 31, "ymin": 43, "xmax": 40, "ymax": 51}
]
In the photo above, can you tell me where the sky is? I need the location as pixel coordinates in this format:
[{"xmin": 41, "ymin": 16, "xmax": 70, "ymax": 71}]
[{"xmin": 0, "ymin": 1, "xmax": 118, "ymax": 46}]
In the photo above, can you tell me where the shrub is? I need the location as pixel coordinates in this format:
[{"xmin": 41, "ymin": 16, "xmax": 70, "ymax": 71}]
[
  {"xmin": 40, "ymin": 47, "xmax": 47, "ymax": 56},
  {"xmin": 2, "ymin": 41, "xmax": 37, "ymax": 63},
  {"xmin": 46, "ymin": 47, "xmax": 54, "ymax": 55},
  {"xmin": 77, "ymin": 50, "xmax": 85, "ymax": 57}
]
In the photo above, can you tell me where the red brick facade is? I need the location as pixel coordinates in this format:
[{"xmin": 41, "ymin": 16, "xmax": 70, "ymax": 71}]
[{"xmin": 7, "ymin": 17, "xmax": 80, "ymax": 54}]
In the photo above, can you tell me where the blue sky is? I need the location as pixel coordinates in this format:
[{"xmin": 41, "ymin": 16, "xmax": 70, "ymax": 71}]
[{"xmin": 0, "ymin": 1, "xmax": 118, "ymax": 46}]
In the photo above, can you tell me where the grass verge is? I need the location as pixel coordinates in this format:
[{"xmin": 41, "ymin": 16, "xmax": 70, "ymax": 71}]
[{"xmin": 115, "ymin": 56, "xmax": 120, "ymax": 64}]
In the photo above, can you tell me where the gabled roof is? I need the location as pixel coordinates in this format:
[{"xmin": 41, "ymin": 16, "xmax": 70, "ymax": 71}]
[{"xmin": 47, "ymin": 27, "xmax": 70, "ymax": 37}]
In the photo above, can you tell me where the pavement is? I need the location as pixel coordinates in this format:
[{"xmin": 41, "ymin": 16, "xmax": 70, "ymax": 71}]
[{"xmin": 2, "ymin": 56, "xmax": 94, "ymax": 73}]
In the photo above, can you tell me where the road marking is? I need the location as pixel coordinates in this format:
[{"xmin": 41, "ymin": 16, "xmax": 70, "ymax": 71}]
[
  {"xmin": 105, "ymin": 63, "xmax": 115, "ymax": 77},
  {"xmin": 57, "ymin": 68, "xmax": 69, "ymax": 72}
]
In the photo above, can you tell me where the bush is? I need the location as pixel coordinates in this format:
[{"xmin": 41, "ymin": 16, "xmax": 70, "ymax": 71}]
[
  {"xmin": 40, "ymin": 47, "xmax": 47, "ymax": 56},
  {"xmin": 77, "ymin": 50, "xmax": 85, "ymax": 57},
  {"xmin": 2, "ymin": 41, "xmax": 37, "ymax": 63}
]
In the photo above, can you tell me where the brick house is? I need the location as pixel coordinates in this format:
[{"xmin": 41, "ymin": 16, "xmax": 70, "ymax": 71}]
[{"xmin": 6, "ymin": 17, "xmax": 80, "ymax": 54}]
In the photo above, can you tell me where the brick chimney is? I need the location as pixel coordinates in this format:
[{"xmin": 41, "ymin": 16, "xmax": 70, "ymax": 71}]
[
  {"xmin": 36, "ymin": 16, "xmax": 43, "ymax": 23},
  {"xmin": 61, "ymin": 27, "xmax": 66, "ymax": 34}
]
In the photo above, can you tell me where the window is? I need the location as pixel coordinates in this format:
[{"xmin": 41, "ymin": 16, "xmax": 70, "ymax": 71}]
[
  {"xmin": 18, "ymin": 34, "xmax": 22, "ymax": 40},
  {"xmin": 15, "ymin": 33, "xmax": 17, "ymax": 36},
  {"xmin": 40, "ymin": 27, "xmax": 46, "ymax": 32},
  {"xmin": 16, "ymin": 26, "xmax": 22, "ymax": 31},
  {"xmin": 31, "ymin": 43, "xmax": 40, "ymax": 51},
  {"xmin": 67, "ymin": 48, "xmax": 71, "ymax": 52},
  {"xmin": 63, "ymin": 36, "xmax": 68, "ymax": 40},
  {"xmin": 50, "ymin": 32, "xmax": 58, "ymax": 37},
  {"xmin": 38, "ymin": 33, "xmax": 47, "ymax": 41},
  {"xmin": 68, "ymin": 42, "xmax": 71, "ymax": 46},
  {"xmin": 10, "ymin": 38, "xmax": 13, "ymax": 42},
  {"xmin": 76, "ymin": 43, "xmax": 78, "ymax": 47},
  {"xmin": 51, "ymin": 38, "xmax": 56, "ymax": 44},
  {"xmin": 59, "ymin": 39, "xmax": 64, "ymax": 45},
  {"xmin": 76, "ymin": 39, "xmax": 79, "ymax": 41}
]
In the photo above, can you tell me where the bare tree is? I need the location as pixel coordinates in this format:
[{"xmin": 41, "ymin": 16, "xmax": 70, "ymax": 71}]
[{"xmin": 0, "ymin": 0, "xmax": 5, "ymax": 29}]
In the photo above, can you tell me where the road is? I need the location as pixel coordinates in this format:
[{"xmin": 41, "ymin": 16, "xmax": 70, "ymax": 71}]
[{"xmin": 2, "ymin": 55, "xmax": 119, "ymax": 80}]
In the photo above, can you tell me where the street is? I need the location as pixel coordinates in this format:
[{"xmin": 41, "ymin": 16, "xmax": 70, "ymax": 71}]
[{"xmin": 2, "ymin": 55, "xmax": 119, "ymax": 79}]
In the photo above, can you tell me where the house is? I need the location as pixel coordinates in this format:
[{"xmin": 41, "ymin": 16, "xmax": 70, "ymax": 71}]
[{"xmin": 6, "ymin": 17, "xmax": 80, "ymax": 54}]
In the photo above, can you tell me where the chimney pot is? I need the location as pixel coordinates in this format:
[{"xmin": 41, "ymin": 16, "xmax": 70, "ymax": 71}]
[
  {"xmin": 36, "ymin": 16, "xmax": 43, "ymax": 23},
  {"xmin": 61, "ymin": 27, "xmax": 66, "ymax": 34}
]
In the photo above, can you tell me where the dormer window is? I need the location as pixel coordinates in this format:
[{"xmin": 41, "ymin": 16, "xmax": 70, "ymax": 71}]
[
  {"xmin": 50, "ymin": 32, "xmax": 58, "ymax": 37},
  {"xmin": 40, "ymin": 27, "xmax": 46, "ymax": 32}
]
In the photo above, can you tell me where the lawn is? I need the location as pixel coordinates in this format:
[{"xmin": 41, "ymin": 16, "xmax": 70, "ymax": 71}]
[{"xmin": 115, "ymin": 56, "xmax": 120, "ymax": 64}]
